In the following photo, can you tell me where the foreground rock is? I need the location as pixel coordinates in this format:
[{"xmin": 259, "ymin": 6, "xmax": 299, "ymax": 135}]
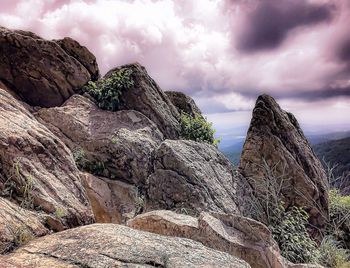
[
  {"xmin": 0, "ymin": 198, "xmax": 49, "ymax": 254},
  {"xmin": 105, "ymin": 63, "xmax": 181, "ymax": 139},
  {"xmin": 0, "ymin": 26, "xmax": 93, "ymax": 107},
  {"xmin": 82, "ymin": 173, "xmax": 139, "ymax": 224},
  {"xmin": 128, "ymin": 210, "xmax": 287, "ymax": 268},
  {"xmin": 0, "ymin": 224, "xmax": 250, "ymax": 268},
  {"xmin": 0, "ymin": 88, "xmax": 94, "ymax": 228},
  {"xmin": 37, "ymin": 94, "xmax": 163, "ymax": 185},
  {"xmin": 240, "ymin": 94, "xmax": 328, "ymax": 230},
  {"xmin": 147, "ymin": 140, "xmax": 252, "ymax": 215},
  {"xmin": 55, "ymin": 37, "xmax": 100, "ymax": 81},
  {"xmin": 165, "ymin": 91, "xmax": 202, "ymax": 116}
]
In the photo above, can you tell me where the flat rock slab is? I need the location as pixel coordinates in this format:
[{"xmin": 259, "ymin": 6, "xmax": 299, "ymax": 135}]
[{"xmin": 0, "ymin": 224, "xmax": 250, "ymax": 268}]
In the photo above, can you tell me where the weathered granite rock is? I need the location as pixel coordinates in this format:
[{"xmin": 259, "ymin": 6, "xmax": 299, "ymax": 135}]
[
  {"xmin": 147, "ymin": 140, "xmax": 251, "ymax": 215},
  {"xmin": 128, "ymin": 210, "xmax": 287, "ymax": 268},
  {"xmin": 0, "ymin": 88, "xmax": 94, "ymax": 228},
  {"xmin": 82, "ymin": 172, "xmax": 139, "ymax": 224},
  {"xmin": 0, "ymin": 224, "xmax": 250, "ymax": 268},
  {"xmin": 105, "ymin": 63, "xmax": 181, "ymax": 139},
  {"xmin": 240, "ymin": 94, "xmax": 328, "ymax": 229},
  {"xmin": 37, "ymin": 94, "xmax": 163, "ymax": 185},
  {"xmin": 0, "ymin": 26, "xmax": 92, "ymax": 107},
  {"xmin": 0, "ymin": 197, "xmax": 49, "ymax": 254},
  {"xmin": 55, "ymin": 37, "xmax": 100, "ymax": 80},
  {"xmin": 165, "ymin": 91, "xmax": 202, "ymax": 117}
]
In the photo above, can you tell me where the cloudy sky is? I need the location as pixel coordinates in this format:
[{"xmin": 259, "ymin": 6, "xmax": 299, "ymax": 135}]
[{"xmin": 1, "ymin": 0, "xmax": 349, "ymax": 143}]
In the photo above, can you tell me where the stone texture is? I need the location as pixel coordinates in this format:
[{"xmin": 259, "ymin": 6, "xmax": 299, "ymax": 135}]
[
  {"xmin": 82, "ymin": 172, "xmax": 139, "ymax": 224},
  {"xmin": 0, "ymin": 88, "xmax": 94, "ymax": 228},
  {"xmin": 0, "ymin": 26, "xmax": 92, "ymax": 107},
  {"xmin": 0, "ymin": 224, "xmax": 250, "ymax": 268},
  {"xmin": 240, "ymin": 94, "xmax": 328, "ymax": 230},
  {"xmin": 128, "ymin": 210, "xmax": 287, "ymax": 268},
  {"xmin": 0, "ymin": 197, "xmax": 49, "ymax": 254},
  {"xmin": 37, "ymin": 94, "xmax": 163, "ymax": 185},
  {"xmin": 105, "ymin": 63, "xmax": 181, "ymax": 139},
  {"xmin": 55, "ymin": 37, "xmax": 100, "ymax": 80},
  {"xmin": 147, "ymin": 140, "xmax": 251, "ymax": 215},
  {"xmin": 165, "ymin": 91, "xmax": 202, "ymax": 117}
]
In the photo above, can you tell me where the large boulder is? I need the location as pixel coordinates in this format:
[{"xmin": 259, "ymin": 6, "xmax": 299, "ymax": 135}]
[
  {"xmin": 146, "ymin": 140, "xmax": 252, "ymax": 215},
  {"xmin": 0, "ymin": 26, "xmax": 93, "ymax": 107},
  {"xmin": 128, "ymin": 210, "xmax": 287, "ymax": 268},
  {"xmin": 240, "ymin": 94, "xmax": 328, "ymax": 229},
  {"xmin": 105, "ymin": 63, "xmax": 181, "ymax": 139},
  {"xmin": 55, "ymin": 37, "xmax": 100, "ymax": 80},
  {"xmin": 0, "ymin": 88, "xmax": 94, "ymax": 228},
  {"xmin": 81, "ymin": 172, "xmax": 139, "ymax": 224},
  {"xmin": 165, "ymin": 90, "xmax": 202, "ymax": 117},
  {"xmin": 0, "ymin": 197, "xmax": 49, "ymax": 254},
  {"xmin": 37, "ymin": 94, "xmax": 163, "ymax": 185},
  {"xmin": 0, "ymin": 224, "xmax": 250, "ymax": 268}
]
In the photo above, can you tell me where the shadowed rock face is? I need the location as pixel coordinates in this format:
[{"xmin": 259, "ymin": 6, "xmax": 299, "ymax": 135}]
[
  {"xmin": 240, "ymin": 94, "xmax": 328, "ymax": 230},
  {"xmin": 0, "ymin": 26, "xmax": 94, "ymax": 107},
  {"xmin": 0, "ymin": 224, "xmax": 250, "ymax": 268},
  {"xmin": 105, "ymin": 63, "xmax": 181, "ymax": 139},
  {"xmin": 165, "ymin": 91, "xmax": 202, "ymax": 117},
  {"xmin": 0, "ymin": 88, "xmax": 94, "ymax": 230},
  {"xmin": 55, "ymin": 37, "xmax": 100, "ymax": 81}
]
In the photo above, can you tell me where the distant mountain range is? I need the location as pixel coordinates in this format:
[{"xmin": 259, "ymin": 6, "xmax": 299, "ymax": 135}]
[{"xmin": 220, "ymin": 130, "xmax": 350, "ymax": 166}]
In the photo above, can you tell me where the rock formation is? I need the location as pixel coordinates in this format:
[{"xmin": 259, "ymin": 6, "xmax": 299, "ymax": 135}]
[
  {"xmin": 0, "ymin": 26, "xmax": 96, "ymax": 107},
  {"xmin": 0, "ymin": 87, "xmax": 94, "ymax": 231},
  {"xmin": 240, "ymin": 94, "xmax": 328, "ymax": 230},
  {"xmin": 105, "ymin": 63, "xmax": 181, "ymax": 139},
  {"xmin": 55, "ymin": 37, "xmax": 100, "ymax": 81},
  {"xmin": 0, "ymin": 224, "xmax": 250, "ymax": 268},
  {"xmin": 165, "ymin": 90, "xmax": 202, "ymax": 116},
  {"xmin": 128, "ymin": 210, "xmax": 287, "ymax": 268},
  {"xmin": 147, "ymin": 139, "xmax": 252, "ymax": 215},
  {"xmin": 37, "ymin": 94, "xmax": 163, "ymax": 185}
]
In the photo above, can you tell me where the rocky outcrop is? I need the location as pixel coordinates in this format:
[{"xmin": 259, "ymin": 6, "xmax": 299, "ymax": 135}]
[
  {"xmin": 128, "ymin": 210, "xmax": 287, "ymax": 268},
  {"xmin": 37, "ymin": 94, "xmax": 163, "ymax": 185},
  {"xmin": 82, "ymin": 173, "xmax": 139, "ymax": 224},
  {"xmin": 55, "ymin": 37, "xmax": 100, "ymax": 81},
  {"xmin": 105, "ymin": 63, "xmax": 181, "ymax": 139},
  {"xmin": 0, "ymin": 224, "xmax": 250, "ymax": 268},
  {"xmin": 165, "ymin": 91, "xmax": 202, "ymax": 116},
  {"xmin": 240, "ymin": 94, "xmax": 328, "ymax": 229},
  {"xmin": 0, "ymin": 88, "xmax": 94, "ymax": 228},
  {"xmin": 147, "ymin": 140, "xmax": 252, "ymax": 215},
  {"xmin": 0, "ymin": 197, "xmax": 49, "ymax": 254},
  {"xmin": 0, "ymin": 26, "xmax": 94, "ymax": 107}
]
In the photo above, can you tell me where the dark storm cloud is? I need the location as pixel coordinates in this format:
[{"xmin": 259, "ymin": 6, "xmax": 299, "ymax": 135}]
[
  {"xmin": 236, "ymin": 0, "xmax": 336, "ymax": 53},
  {"xmin": 337, "ymin": 38, "xmax": 350, "ymax": 62},
  {"xmin": 270, "ymin": 86, "xmax": 350, "ymax": 101}
]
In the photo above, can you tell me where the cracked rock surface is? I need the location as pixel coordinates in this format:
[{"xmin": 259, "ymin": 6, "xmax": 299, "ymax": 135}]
[
  {"xmin": 0, "ymin": 224, "xmax": 250, "ymax": 268},
  {"xmin": 146, "ymin": 139, "xmax": 252, "ymax": 215},
  {"xmin": 0, "ymin": 26, "xmax": 93, "ymax": 107}
]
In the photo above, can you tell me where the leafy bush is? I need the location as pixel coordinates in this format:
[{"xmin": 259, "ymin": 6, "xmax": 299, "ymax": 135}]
[
  {"xmin": 82, "ymin": 67, "xmax": 134, "ymax": 111},
  {"xmin": 316, "ymin": 236, "xmax": 350, "ymax": 268},
  {"xmin": 180, "ymin": 112, "xmax": 220, "ymax": 146},
  {"xmin": 270, "ymin": 205, "xmax": 318, "ymax": 264},
  {"xmin": 327, "ymin": 189, "xmax": 350, "ymax": 247}
]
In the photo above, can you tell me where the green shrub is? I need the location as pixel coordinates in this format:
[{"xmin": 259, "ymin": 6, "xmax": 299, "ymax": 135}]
[
  {"xmin": 327, "ymin": 189, "xmax": 350, "ymax": 247},
  {"xmin": 180, "ymin": 112, "xmax": 220, "ymax": 146},
  {"xmin": 82, "ymin": 67, "xmax": 134, "ymax": 111},
  {"xmin": 316, "ymin": 236, "xmax": 350, "ymax": 268},
  {"xmin": 270, "ymin": 205, "xmax": 318, "ymax": 264}
]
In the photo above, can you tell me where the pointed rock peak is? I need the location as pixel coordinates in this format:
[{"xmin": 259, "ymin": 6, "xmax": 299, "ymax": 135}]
[
  {"xmin": 240, "ymin": 94, "xmax": 328, "ymax": 234},
  {"xmin": 165, "ymin": 91, "xmax": 202, "ymax": 117}
]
